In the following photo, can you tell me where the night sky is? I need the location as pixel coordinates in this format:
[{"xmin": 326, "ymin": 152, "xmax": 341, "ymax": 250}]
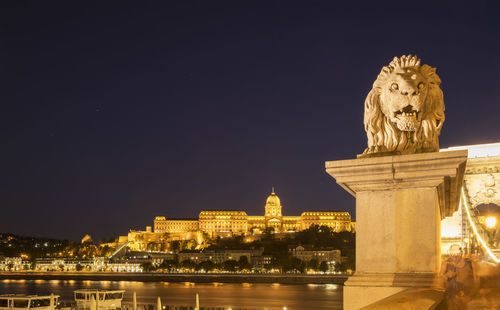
[{"xmin": 1, "ymin": 1, "xmax": 500, "ymax": 241}]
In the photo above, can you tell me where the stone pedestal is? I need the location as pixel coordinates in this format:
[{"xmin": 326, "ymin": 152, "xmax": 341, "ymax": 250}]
[{"xmin": 325, "ymin": 150, "xmax": 467, "ymax": 310}]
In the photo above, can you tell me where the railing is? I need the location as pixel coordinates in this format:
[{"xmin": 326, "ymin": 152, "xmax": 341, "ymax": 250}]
[
  {"xmin": 60, "ymin": 303, "xmax": 259, "ymax": 310},
  {"xmin": 109, "ymin": 242, "xmax": 130, "ymax": 259},
  {"xmin": 122, "ymin": 304, "xmax": 258, "ymax": 310},
  {"xmin": 359, "ymin": 288, "xmax": 445, "ymax": 310}
]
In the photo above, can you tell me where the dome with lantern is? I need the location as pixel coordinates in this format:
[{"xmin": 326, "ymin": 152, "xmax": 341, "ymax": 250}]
[
  {"xmin": 266, "ymin": 188, "xmax": 281, "ymax": 206},
  {"xmin": 265, "ymin": 187, "xmax": 282, "ymax": 217}
]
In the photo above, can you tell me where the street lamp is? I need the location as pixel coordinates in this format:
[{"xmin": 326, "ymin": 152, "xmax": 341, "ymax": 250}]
[
  {"xmin": 463, "ymin": 237, "xmax": 470, "ymax": 255},
  {"xmin": 485, "ymin": 216, "xmax": 497, "ymax": 247},
  {"xmin": 486, "ymin": 216, "xmax": 496, "ymax": 229},
  {"xmin": 475, "ymin": 203, "xmax": 500, "ymax": 250}
]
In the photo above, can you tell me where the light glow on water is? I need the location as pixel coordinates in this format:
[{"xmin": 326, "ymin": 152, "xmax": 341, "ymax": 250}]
[{"xmin": 0, "ymin": 279, "xmax": 342, "ymax": 310}]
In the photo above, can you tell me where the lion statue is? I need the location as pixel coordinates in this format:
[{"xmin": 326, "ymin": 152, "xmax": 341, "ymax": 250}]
[{"xmin": 363, "ymin": 55, "xmax": 444, "ymax": 156}]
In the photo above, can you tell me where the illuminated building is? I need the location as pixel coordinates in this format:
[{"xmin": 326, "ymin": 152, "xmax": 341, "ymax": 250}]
[
  {"xmin": 178, "ymin": 248, "xmax": 264, "ymax": 265},
  {"xmin": 154, "ymin": 217, "xmax": 198, "ymax": 233},
  {"xmin": 32, "ymin": 257, "xmax": 143, "ymax": 272},
  {"xmin": 0, "ymin": 257, "xmax": 23, "ymax": 271},
  {"xmin": 126, "ymin": 226, "xmax": 162, "ymax": 251},
  {"xmin": 153, "ymin": 188, "xmax": 353, "ymax": 237},
  {"xmin": 199, "ymin": 211, "xmax": 248, "ymax": 235},
  {"xmin": 289, "ymin": 245, "xmax": 341, "ymax": 265},
  {"xmin": 301, "ymin": 211, "xmax": 351, "ymax": 231}
]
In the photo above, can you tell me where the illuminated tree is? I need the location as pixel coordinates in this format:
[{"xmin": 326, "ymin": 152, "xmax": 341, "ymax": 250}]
[
  {"xmin": 140, "ymin": 262, "xmax": 155, "ymax": 272},
  {"xmin": 319, "ymin": 261, "xmax": 328, "ymax": 273},
  {"xmin": 288, "ymin": 257, "xmax": 304, "ymax": 273},
  {"xmin": 196, "ymin": 260, "xmax": 216, "ymax": 272},
  {"xmin": 180, "ymin": 259, "xmax": 196, "ymax": 270},
  {"xmin": 170, "ymin": 241, "xmax": 181, "ymax": 253},
  {"xmin": 223, "ymin": 260, "xmax": 238, "ymax": 272},
  {"xmin": 308, "ymin": 259, "xmax": 319, "ymax": 270},
  {"xmin": 184, "ymin": 239, "xmax": 197, "ymax": 250},
  {"xmin": 238, "ymin": 256, "xmax": 251, "ymax": 271},
  {"xmin": 159, "ymin": 259, "xmax": 178, "ymax": 272}
]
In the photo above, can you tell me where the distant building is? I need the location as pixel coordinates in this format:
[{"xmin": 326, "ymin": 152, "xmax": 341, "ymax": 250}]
[
  {"xmin": 289, "ymin": 245, "xmax": 341, "ymax": 264},
  {"xmin": 0, "ymin": 257, "xmax": 24, "ymax": 271},
  {"xmin": 154, "ymin": 189, "xmax": 353, "ymax": 237},
  {"xmin": 204, "ymin": 249, "xmax": 263, "ymax": 264},
  {"xmin": 127, "ymin": 226, "xmax": 163, "ymax": 251},
  {"xmin": 178, "ymin": 250, "xmax": 205, "ymax": 264},
  {"xmin": 178, "ymin": 248, "xmax": 263, "ymax": 265},
  {"xmin": 199, "ymin": 211, "xmax": 248, "ymax": 235},
  {"xmin": 34, "ymin": 257, "xmax": 143, "ymax": 272},
  {"xmin": 154, "ymin": 217, "xmax": 199, "ymax": 233}
]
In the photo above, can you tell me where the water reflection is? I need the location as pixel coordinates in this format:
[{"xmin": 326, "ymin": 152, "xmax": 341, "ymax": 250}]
[{"xmin": 0, "ymin": 280, "xmax": 342, "ymax": 310}]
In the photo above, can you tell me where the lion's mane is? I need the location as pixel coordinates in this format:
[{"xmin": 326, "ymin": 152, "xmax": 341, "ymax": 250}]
[{"xmin": 363, "ymin": 55, "xmax": 445, "ymax": 155}]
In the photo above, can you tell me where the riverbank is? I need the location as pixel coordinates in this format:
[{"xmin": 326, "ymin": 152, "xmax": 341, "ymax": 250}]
[{"xmin": 0, "ymin": 272, "xmax": 347, "ymax": 284}]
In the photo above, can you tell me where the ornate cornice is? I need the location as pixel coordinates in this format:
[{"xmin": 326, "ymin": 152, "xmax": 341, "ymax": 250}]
[{"xmin": 465, "ymin": 156, "xmax": 500, "ymax": 175}]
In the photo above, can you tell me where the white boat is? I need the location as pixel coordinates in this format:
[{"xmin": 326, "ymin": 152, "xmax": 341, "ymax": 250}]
[
  {"xmin": 73, "ymin": 290, "xmax": 124, "ymax": 310},
  {"xmin": 0, "ymin": 294, "xmax": 59, "ymax": 310}
]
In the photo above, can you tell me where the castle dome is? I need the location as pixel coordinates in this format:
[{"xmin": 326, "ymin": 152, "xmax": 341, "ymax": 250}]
[{"xmin": 266, "ymin": 188, "xmax": 281, "ymax": 206}]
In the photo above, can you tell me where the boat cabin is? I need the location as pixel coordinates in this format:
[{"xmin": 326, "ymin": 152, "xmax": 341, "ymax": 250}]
[
  {"xmin": 0, "ymin": 295, "xmax": 59, "ymax": 310},
  {"xmin": 74, "ymin": 290, "xmax": 124, "ymax": 310}
]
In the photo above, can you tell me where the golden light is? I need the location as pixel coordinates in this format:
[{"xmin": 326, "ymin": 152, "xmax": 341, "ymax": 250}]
[
  {"xmin": 486, "ymin": 216, "xmax": 497, "ymax": 229},
  {"xmin": 462, "ymin": 188, "xmax": 500, "ymax": 263},
  {"xmin": 464, "ymin": 238, "xmax": 469, "ymax": 244},
  {"xmin": 441, "ymin": 143, "xmax": 500, "ymax": 158}
]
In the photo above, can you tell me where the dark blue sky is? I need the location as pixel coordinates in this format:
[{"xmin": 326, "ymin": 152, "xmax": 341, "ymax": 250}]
[{"xmin": 1, "ymin": 1, "xmax": 499, "ymax": 241}]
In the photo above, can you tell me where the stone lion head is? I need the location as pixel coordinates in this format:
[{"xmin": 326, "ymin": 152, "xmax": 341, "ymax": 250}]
[{"xmin": 363, "ymin": 55, "xmax": 444, "ymax": 155}]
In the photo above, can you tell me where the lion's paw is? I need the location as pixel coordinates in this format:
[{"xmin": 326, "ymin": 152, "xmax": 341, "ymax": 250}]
[{"xmin": 363, "ymin": 146, "xmax": 385, "ymax": 154}]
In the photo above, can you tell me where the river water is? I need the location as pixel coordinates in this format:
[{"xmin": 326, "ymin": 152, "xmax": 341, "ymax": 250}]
[{"xmin": 0, "ymin": 280, "xmax": 342, "ymax": 310}]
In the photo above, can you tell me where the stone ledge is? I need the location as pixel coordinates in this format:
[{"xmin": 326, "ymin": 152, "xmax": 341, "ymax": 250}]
[
  {"xmin": 359, "ymin": 288, "xmax": 445, "ymax": 310},
  {"xmin": 325, "ymin": 150, "xmax": 467, "ymax": 218},
  {"xmin": 345, "ymin": 273, "xmax": 438, "ymax": 287}
]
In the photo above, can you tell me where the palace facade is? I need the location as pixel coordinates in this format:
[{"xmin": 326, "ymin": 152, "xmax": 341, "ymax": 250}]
[{"xmin": 154, "ymin": 189, "xmax": 353, "ymax": 237}]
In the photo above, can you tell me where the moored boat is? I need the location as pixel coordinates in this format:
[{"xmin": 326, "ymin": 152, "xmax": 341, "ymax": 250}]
[
  {"xmin": 73, "ymin": 290, "xmax": 124, "ymax": 310},
  {"xmin": 0, "ymin": 294, "xmax": 59, "ymax": 310}
]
